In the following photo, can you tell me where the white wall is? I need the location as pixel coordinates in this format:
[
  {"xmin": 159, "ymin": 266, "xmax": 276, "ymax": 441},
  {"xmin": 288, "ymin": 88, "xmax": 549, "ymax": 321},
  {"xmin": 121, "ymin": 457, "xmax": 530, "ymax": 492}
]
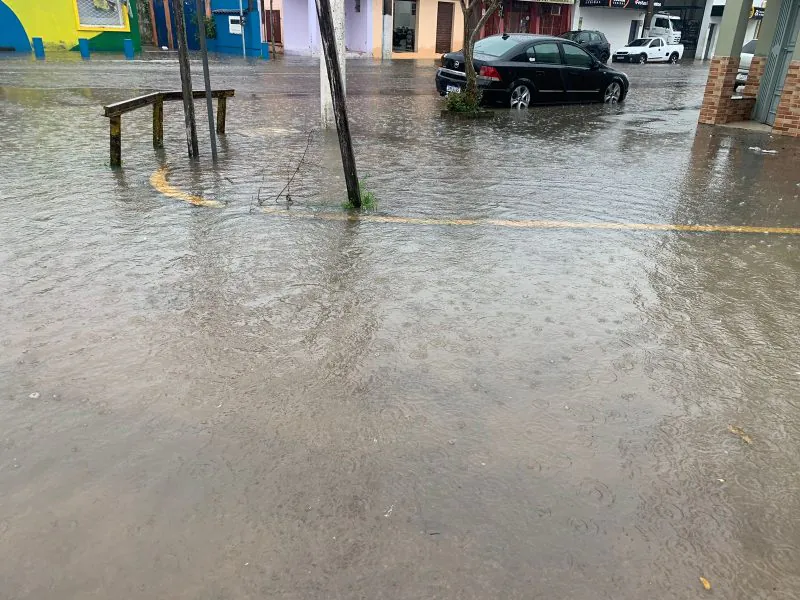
[
  {"xmin": 573, "ymin": 6, "xmax": 645, "ymax": 53},
  {"xmin": 705, "ymin": 15, "xmax": 758, "ymax": 58}
]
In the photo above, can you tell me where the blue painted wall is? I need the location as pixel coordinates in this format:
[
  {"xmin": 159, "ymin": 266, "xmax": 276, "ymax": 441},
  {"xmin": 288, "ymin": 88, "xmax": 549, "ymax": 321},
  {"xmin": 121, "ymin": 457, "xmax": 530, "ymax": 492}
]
[
  {"xmin": 0, "ymin": 0, "xmax": 31, "ymax": 51},
  {"xmin": 152, "ymin": 0, "xmax": 200, "ymax": 50},
  {"xmin": 211, "ymin": 0, "xmax": 261, "ymax": 57}
]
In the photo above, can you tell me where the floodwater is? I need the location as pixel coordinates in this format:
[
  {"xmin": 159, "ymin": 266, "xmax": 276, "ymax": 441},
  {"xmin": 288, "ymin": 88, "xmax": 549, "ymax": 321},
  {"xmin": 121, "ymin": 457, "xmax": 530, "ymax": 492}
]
[{"xmin": 2, "ymin": 52, "xmax": 800, "ymax": 599}]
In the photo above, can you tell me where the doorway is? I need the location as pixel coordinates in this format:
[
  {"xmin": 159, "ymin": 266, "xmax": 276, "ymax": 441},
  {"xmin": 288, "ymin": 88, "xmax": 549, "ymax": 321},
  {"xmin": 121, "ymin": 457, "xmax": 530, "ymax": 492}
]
[
  {"xmin": 703, "ymin": 23, "xmax": 716, "ymax": 59},
  {"xmin": 393, "ymin": 0, "xmax": 417, "ymax": 52},
  {"xmin": 754, "ymin": 0, "xmax": 800, "ymax": 124},
  {"xmin": 435, "ymin": 2, "xmax": 454, "ymax": 54},
  {"xmin": 628, "ymin": 19, "xmax": 640, "ymax": 43},
  {"xmin": 263, "ymin": 8, "xmax": 282, "ymax": 45}
]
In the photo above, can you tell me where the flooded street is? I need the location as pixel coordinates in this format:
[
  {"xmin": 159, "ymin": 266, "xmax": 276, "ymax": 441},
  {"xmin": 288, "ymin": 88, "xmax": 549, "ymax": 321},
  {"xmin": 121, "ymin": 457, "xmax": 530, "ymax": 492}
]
[{"xmin": 2, "ymin": 54, "xmax": 800, "ymax": 598}]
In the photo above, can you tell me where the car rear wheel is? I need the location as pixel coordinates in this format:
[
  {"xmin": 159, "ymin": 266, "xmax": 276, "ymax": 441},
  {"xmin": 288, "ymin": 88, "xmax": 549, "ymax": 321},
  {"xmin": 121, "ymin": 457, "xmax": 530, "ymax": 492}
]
[
  {"xmin": 638, "ymin": 53, "xmax": 648, "ymax": 64},
  {"xmin": 669, "ymin": 52, "xmax": 679, "ymax": 64},
  {"xmin": 510, "ymin": 84, "xmax": 532, "ymax": 109},
  {"xmin": 603, "ymin": 81, "xmax": 623, "ymax": 103}
]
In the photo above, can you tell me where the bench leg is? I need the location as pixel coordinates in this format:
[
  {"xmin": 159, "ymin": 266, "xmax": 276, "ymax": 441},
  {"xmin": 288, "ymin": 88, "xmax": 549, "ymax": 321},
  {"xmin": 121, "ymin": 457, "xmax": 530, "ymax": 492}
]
[
  {"xmin": 216, "ymin": 97, "xmax": 227, "ymax": 135},
  {"xmin": 110, "ymin": 116, "xmax": 122, "ymax": 167},
  {"xmin": 153, "ymin": 99, "xmax": 164, "ymax": 148}
]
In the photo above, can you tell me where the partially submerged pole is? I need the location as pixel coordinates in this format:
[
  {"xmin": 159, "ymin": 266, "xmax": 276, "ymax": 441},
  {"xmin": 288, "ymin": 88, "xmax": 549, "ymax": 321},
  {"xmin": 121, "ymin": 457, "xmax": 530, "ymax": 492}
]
[
  {"xmin": 239, "ymin": 0, "xmax": 247, "ymax": 59},
  {"xmin": 320, "ymin": 0, "xmax": 345, "ymax": 127},
  {"xmin": 171, "ymin": 0, "xmax": 199, "ymax": 158},
  {"xmin": 313, "ymin": 0, "xmax": 361, "ymax": 206},
  {"xmin": 196, "ymin": 0, "xmax": 218, "ymax": 161}
]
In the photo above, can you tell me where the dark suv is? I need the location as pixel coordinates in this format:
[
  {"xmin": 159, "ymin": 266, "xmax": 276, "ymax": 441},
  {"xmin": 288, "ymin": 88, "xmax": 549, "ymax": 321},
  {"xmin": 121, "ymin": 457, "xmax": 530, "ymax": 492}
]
[{"xmin": 560, "ymin": 30, "xmax": 611, "ymax": 63}]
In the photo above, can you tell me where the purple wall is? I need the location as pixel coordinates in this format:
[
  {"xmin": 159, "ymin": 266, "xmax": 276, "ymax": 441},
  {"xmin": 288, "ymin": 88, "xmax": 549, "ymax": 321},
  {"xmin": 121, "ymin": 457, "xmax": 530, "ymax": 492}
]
[
  {"xmin": 345, "ymin": 0, "xmax": 370, "ymax": 53},
  {"xmin": 283, "ymin": 0, "xmax": 372, "ymax": 55},
  {"xmin": 282, "ymin": 0, "xmax": 312, "ymax": 54}
]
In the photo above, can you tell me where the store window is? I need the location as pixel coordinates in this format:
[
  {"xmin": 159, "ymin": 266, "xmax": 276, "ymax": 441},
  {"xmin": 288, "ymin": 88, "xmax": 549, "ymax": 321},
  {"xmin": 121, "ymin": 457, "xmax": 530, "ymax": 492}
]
[
  {"xmin": 74, "ymin": 0, "xmax": 129, "ymax": 30},
  {"xmin": 393, "ymin": 0, "xmax": 417, "ymax": 52}
]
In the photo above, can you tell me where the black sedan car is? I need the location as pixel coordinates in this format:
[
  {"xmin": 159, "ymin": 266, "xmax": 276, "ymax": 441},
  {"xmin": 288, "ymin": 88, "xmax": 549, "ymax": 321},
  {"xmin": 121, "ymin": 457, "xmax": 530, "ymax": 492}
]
[
  {"xmin": 435, "ymin": 34, "xmax": 629, "ymax": 109},
  {"xmin": 560, "ymin": 30, "xmax": 611, "ymax": 63}
]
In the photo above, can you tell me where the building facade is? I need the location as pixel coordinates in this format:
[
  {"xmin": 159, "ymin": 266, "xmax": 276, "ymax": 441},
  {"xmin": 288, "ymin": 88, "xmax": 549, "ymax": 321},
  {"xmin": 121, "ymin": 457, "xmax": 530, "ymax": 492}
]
[
  {"xmin": 482, "ymin": 0, "xmax": 573, "ymax": 39},
  {"xmin": 695, "ymin": 0, "xmax": 763, "ymax": 59},
  {"xmin": 0, "ymin": 0, "xmax": 141, "ymax": 53},
  {"xmin": 570, "ymin": 0, "xmax": 655, "ymax": 54},
  {"xmin": 699, "ymin": 0, "xmax": 800, "ymax": 136}
]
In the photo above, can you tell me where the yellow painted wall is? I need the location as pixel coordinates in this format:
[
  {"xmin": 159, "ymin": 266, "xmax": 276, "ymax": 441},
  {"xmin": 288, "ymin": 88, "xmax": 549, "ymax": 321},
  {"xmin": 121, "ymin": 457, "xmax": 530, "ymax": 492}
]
[
  {"xmin": 394, "ymin": 0, "xmax": 464, "ymax": 59},
  {"xmin": 4, "ymin": 0, "xmax": 131, "ymax": 49},
  {"xmin": 370, "ymin": 0, "xmax": 463, "ymax": 58},
  {"xmin": 370, "ymin": 0, "xmax": 383, "ymax": 57}
]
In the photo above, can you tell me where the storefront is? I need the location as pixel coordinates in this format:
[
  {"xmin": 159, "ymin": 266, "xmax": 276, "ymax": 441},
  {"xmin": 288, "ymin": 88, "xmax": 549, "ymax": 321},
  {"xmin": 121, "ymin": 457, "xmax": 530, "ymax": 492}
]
[
  {"xmin": 389, "ymin": 0, "xmax": 465, "ymax": 58},
  {"xmin": 483, "ymin": 0, "xmax": 574, "ymax": 37},
  {"xmin": 572, "ymin": 0, "xmax": 661, "ymax": 53},
  {"xmin": 0, "ymin": 0, "xmax": 141, "ymax": 53}
]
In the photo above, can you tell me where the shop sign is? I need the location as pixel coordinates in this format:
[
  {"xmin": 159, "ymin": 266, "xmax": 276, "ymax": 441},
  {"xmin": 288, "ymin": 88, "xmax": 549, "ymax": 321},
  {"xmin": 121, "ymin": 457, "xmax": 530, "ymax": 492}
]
[{"xmin": 579, "ymin": 0, "xmax": 662, "ymax": 8}]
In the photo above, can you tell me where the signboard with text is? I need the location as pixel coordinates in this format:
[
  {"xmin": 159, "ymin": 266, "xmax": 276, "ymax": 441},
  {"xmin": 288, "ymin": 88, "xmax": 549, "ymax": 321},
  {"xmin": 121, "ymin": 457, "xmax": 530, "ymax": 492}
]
[{"xmin": 579, "ymin": 0, "xmax": 662, "ymax": 8}]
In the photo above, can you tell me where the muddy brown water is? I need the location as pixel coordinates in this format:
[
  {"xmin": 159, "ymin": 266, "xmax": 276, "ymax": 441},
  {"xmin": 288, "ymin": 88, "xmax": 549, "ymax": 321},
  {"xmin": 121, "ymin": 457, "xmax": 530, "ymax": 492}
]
[{"xmin": 1, "ymin": 55, "xmax": 800, "ymax": 598}]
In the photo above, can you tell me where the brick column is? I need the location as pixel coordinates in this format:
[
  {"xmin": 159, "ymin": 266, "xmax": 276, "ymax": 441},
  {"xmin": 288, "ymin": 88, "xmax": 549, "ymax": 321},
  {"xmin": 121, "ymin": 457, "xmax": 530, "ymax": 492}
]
[
  {"xmin": 699, "ymin": 56, "xmax": 741, "ymax": 124},
  {"xmin": 772, "ymin": 61, "xmax": 800, "ymax": 137},
  {"xmin": 743, "ymin": 55, "xmax": 766, "ymax": 97}
]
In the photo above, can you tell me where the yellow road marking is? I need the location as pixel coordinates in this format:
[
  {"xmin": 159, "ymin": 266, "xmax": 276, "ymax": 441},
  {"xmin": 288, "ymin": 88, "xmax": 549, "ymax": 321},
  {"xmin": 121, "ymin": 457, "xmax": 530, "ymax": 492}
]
[
  {"xmin": 260, "ymin": 208, "xmax": 800, "ymax": 235},
  {"xmin": 149, "ymin": 167, "xmax": 800, "ymax": 234},
  {"xmin": 149, "ymin": 166, "xmax": 223, "ymax": 208}
]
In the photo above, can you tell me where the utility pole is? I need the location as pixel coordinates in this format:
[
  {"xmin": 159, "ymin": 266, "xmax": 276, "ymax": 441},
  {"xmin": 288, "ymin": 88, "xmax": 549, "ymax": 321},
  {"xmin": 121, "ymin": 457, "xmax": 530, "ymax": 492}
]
[
  {"xmin": 314, "ymin": 0, "xmax": 361, "ymax": 206},
  {"xmin": 239, "ymin": 0, "xmax": 247, "ymax": 58},
  {"xmin": 643, "ymin": 0, "xmax": 656, "ymax": 35},
  {"xmin": 196, "ymin": 0, "xmax": 218, "ymax": 161},
  {"xmin": 172, "ymin": 0, "xmax": 199, "ymax": 158}
]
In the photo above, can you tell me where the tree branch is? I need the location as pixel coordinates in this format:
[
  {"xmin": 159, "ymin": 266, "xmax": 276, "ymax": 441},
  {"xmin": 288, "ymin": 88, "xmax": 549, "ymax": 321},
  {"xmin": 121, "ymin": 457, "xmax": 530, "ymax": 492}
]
[{"xmin": 469, "ymin": 1, "xmax": 500, "ymax": 43}]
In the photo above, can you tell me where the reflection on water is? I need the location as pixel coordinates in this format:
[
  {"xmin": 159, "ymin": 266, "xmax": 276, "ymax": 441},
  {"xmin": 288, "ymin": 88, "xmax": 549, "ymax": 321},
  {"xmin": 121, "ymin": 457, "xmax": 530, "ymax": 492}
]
[{"xmin": 1, "ymin": 56, "xmax": 800, "ymax": 599}]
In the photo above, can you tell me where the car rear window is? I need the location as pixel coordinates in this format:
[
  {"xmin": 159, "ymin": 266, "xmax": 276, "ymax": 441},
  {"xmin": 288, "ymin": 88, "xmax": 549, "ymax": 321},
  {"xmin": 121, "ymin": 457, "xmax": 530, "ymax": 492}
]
[{"xmin": 474, "ymin": 36, "xmax": 522, "ymax": 57}]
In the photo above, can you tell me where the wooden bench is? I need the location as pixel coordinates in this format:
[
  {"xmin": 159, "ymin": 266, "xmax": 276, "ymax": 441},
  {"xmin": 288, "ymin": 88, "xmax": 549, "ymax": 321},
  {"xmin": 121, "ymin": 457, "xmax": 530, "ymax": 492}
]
[{"xmin": 102, "ymin": 89, "xmax": 234, "ymax": 167}]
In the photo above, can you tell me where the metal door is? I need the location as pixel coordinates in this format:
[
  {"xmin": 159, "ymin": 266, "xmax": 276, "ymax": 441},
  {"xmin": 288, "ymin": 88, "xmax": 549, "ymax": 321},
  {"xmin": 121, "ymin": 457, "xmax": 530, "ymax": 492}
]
[
  {"xmin": 754, "ymin": 0, "xmax": 800, "ymax": 124},
  {"xmin": 435, "ymin": 2, "xmax": 454, "ymax": 54}
]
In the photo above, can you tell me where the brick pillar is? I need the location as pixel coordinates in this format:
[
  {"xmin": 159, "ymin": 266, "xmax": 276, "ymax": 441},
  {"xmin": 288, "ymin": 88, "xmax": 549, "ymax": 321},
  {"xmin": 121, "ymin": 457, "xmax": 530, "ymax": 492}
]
[
  {"xmin": 699, "ymin": 56, "xmax": 740, "ymax": 124},
  {"xmin": 772, "ymin": 60, "xmax": 800, "ymax": 137},
  {"xmin": 743, "ymin": 55, "xmax": 766, "ymax": 97}
]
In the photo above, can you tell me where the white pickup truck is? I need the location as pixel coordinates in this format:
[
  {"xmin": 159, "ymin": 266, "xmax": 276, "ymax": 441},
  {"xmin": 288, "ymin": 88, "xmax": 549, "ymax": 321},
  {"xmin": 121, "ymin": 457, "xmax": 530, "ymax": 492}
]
[{"xmin": 612, "ymin": 37, "xmax": 684, "ymax": 64}]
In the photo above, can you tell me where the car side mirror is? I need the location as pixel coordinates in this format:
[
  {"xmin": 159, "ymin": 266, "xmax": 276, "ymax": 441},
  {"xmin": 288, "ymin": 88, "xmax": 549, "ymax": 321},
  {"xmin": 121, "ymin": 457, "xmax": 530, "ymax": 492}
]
[{"xmin": 590, "ymin": 61, "xmax": 601, "ymax": 70}]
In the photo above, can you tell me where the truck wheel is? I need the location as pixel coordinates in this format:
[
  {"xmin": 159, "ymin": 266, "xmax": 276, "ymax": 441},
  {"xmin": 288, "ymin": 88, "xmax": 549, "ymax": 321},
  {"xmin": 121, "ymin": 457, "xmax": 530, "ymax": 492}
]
[
  {"xmin": 638, "ymin": 54, "xmax": 648, "ymax": 64},
  {"xmin": 669, "ymin": 52, "xmax": 679, "ymax": 64}
]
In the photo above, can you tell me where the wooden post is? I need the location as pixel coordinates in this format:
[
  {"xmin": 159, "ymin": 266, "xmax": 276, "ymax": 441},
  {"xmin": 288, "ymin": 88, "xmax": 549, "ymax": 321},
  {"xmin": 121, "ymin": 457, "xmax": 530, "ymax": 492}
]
[
  {"xmin": 110, "ymin": 115, "xmax": 122, "ymax": 167},
  {"xmin": 171, "ymin": 0, "xmax": 199, "ymax": 158},
  {"xmin": 313, "ymin": 0, "xmax": 361, "ymax": 206},
  {"xmin": 162, "ymin": 0, "xmax": 173, "ymax": 48},
  {"xmin": 216, "ymin": 96, "xmax": 227, "ymax": 134},
  {"xmin": 196, "ymin": 0, "xmax": 218, "ymax": 161},
  {"xmin": 153, "ymin": 98, "xmax": 164, "ymax": 148}
]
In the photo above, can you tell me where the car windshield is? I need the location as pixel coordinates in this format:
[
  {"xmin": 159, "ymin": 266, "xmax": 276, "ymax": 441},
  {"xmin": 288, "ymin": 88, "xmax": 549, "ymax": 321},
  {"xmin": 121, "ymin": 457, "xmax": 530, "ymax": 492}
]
[
  {"xmin": 742, "ymin": 39, "xmax": 757, "ymax": 53},
  {"xmin": 628, "ymin": 38, "xmax": 652, "ymax": 47},
  {"xmin": 560, "ymin": 32, "xmax": 578, "ymax": 40},
  {"xmin": 474, "ymin": 35, "xmax": 521, "ymax": 57}
]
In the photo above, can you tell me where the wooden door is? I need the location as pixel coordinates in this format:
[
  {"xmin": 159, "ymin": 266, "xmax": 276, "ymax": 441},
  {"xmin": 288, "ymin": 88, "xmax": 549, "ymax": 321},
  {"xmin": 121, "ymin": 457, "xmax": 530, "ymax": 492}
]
[
  {"xmin": 263, "ymin": 9, "xmax": 282, "ymax": 44},
  {"xmin": 435, "ymin": 2, "xmax": 454, "ymax": 54}
]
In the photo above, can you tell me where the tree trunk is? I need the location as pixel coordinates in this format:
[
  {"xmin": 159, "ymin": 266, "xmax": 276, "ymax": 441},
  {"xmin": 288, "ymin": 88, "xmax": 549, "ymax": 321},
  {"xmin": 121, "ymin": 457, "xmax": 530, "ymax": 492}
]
[{"xmin": 463, "ymin": 6, "xmax": 478, "ymax": 99}]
